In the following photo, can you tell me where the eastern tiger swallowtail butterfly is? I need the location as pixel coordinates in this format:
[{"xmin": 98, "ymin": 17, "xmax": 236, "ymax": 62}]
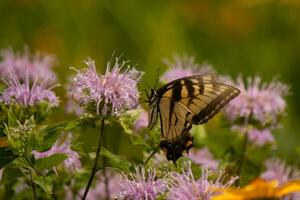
[{"xmin": 147, "ymin": 74, "xmax": 240, "ymax": 163}]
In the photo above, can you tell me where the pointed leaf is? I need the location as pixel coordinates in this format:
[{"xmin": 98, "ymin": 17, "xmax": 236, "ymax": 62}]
[
  {"xmin": 100, "ymin": 147, "xmax": 132, "ymax": 172},
  {"xmin": 0, "ymin": 147, "xmax": 17, "ymax": 169},
  {"xmin": 35, "ymin": 153, "xmax": 68, "ymax": 171}
]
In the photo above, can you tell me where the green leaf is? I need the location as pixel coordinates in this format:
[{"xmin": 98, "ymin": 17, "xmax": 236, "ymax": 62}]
[
  {"xmin": 32, "ymin": 173, "xmax": 56, "ymax": 194},
  {"xmin": 129, "ymin": 134, "xmax": 150, "ymax": 149},
  {"xmin": 12, "ymin": 157, "xmax": 32, "ymax": 170},
  {"xmin": 116, "ymin": 109, "xmax": 142, "ymax": 135},
  {"xmin": 0, "ymin": 147, "xmax": 17, "ymax": 168},
  {"xmin": 35, "ymin": 153, "xmax": 68, "ymax": 171},
  {"xmin": 100, "ymin": 147, "xmax": 132, "ymax": 172},
  {"xmin": 1, "ymin": 164, "xmax": 22, "ymax": 184},
  {"xmin": 40, "ymin": 119, "xmax": 81, "ymax": 151}
]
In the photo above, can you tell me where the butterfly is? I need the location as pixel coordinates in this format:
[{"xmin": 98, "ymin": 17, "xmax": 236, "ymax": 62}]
[{"xmin": 147, "ymin": 74, "xmax": 240, "ymax": 163}]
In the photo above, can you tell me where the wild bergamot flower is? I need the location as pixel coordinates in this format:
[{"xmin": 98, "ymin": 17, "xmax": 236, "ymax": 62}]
[
  {"xmin": 160, "ymin": 55, "xmax": 215, "ymax": 83},
  {"xmin": 223, "ymin": 76, "xmax": 289, "ymax": 146},
  {"xmin": 168, "ymin": 162, "xmax": 237, "ymax": 200},
  {"xmin": 69, "ymin": 58, "xmax": 143, "ymax": 116},
  {"xmin": 0, "ymin": 47, "xmax": 57, "ymax": 83},
  {"xmin": 32, "ymin": 133, "xmax": 81, "ymax": 172},
  {"xmin": 260, "ymin": 158, "xmax": 300, "ymax": 200},
  {"xmin": 188, "ymin": 147, "xmax": 219, "ymax": 171},
  {"xmin": 117, "ymin": 166, "xmax": 167, "ymax": 200},
  {"xmin": 0, "ymin": 74, "xmax": 59, "ymax": 108}
]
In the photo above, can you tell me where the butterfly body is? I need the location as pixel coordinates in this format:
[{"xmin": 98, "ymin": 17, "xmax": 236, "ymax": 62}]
[{"xmin": 148, "ymin": 74, "xmax": 240, "ymax": 163}]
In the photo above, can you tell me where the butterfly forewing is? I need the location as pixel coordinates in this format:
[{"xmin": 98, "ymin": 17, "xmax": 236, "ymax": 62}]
[
  {"xmin": 156, "ymin": 74, "xmax": 239, "ymax": 132},
  {"xmin": 148, "ymin": 102, "xmax": 158, "ymax": 129},
  {"xmin": 147, "ymin": 74, "xmax": 240, "ymax": 163}
]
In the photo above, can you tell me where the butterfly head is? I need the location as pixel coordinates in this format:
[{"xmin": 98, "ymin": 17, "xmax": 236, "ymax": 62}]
[
  {"xmin": 146, "ymin": 88, "xmax": 158, "ymax": 105},
  {"xmin": 160, "ymin": 135, "xmax": 194, "ymax": 164}
]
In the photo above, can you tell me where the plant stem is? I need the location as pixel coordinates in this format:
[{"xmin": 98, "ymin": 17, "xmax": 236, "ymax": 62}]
[
  {"xmin": 144, "ymin": 146, "xmax": 159, "ymax": 166},
  {"xmin": 29, "ymin": 171, "xmax": 37, "ymax": 200},
  {"xmin": 51, "ymin": 191, "xmax": 57, "ymax": 200},
  {"xmin": 82, "ymin": 117, "xmax": 106, "ymax": 200},
  {"xmin": 235, "ymin": 132, "xmax": 249, "ymax": 186}
]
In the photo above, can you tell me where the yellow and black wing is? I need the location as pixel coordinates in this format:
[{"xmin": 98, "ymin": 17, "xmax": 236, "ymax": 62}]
[{"xmin": 148, "ymin": 74, "xmax": 240, "ymax": 162}]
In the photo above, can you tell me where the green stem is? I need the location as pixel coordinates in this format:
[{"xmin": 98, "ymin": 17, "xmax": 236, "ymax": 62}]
[
  {"xmin": 29, "ymin": 171, "xmax": 37, "ymax": 200},
  {"xmin": 82, "ymin": 118, "xmax": 106, "ymax": 200},
  {"xmin": 25, "ymin": 156, "xmax": 41, "ymax": 176},
  {"xmin": 235, "ymin": 132, "xmax": 249, "ymax": 186}
]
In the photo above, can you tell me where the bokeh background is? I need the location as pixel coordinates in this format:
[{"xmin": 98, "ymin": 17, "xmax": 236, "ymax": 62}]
[{"xmin": 1, "ymin": 0, "xmax": 300, "ymax": 162}]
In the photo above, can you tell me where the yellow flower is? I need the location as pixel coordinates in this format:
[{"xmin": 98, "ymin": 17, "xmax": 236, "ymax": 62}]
[{"xmin": 212, "ymin": 178, "xmax": 300, "ymax": 200}]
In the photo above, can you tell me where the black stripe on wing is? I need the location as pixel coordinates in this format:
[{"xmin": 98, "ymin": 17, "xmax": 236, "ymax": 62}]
[{"xmin": 191, "ymin": 87, "xmax": 240, "ymax": 124}]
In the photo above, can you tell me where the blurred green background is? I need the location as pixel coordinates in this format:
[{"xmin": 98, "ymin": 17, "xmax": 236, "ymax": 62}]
[{"xmin": 1, "ymin": 0, "xmax": 300, "ymax": 161}]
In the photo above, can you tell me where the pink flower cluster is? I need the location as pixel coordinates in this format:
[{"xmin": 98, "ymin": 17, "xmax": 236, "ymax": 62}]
[
  {"xmin": 160, "ymin": 55, "xmax": 215, "ymax": 83},
  {"xmin": 224, "ymin": 76, "xmax": 289, "ymax": 146},
  {"xmin": 0, "ymin": 47, "xmax": 59, "ymax": 107},
  {"xmin": 69, "ymin": 58, "xmax": 143, "ymax": 116},
  {"xmin": 117, "ymin": 166, "xmax": 167, "ymax": 200},
  {"xmin": 0, "ymin": 47, "xmax": 57, "ymax": 83},
  {"xmin": 32, "ymin": 133, "xmax": 81, "ymax": 172},
  {"xmin": 168, "ymin": 162, "xmax": 237, "ymax": 200}
]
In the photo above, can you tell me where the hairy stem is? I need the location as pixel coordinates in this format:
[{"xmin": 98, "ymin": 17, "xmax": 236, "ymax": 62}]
[{"xmin": 82, "ymin": 118, "xmax": 105, "ymax": 200}]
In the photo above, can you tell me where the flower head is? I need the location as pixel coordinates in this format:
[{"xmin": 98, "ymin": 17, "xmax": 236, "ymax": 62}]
[
  {"xmin": 168, "ymin": 162, "xmax": 237, "ymax": 200},
  {"xmin": 223, "ymin": 76, "xmax": 289, "ymax": 146},
  {"xmin": 261, "ymin": 158, "xmax": 300, "ymax": 185},
  {"xmin": 117, "ymin": 166, "xmax": 167, "ymax": 200},
  {"xmin": 0, "ymin": 75, "xmax": 59, "ymax": 107},
  {"xmin": 224, "ymin": 76, "xmax": 289, "ymax": 127},
  {"xmin": 160, "ymin": 55, "xmax": 215, "ymax": 82},
  {"xmin": 5, "ymin": 118, "xmax": 35, "ymax": 156},
  {"xmin": 231, "ymin": 126, "xmax": 275, "ymax": 146},
  {"xmin": 32, "ymin": 133, "xmax": 81, "ymax": 171},
  {"xmin": 134, "ymin": 111, "xmax": 148, "ymax": 132},
  {"xmin": 188, "ymin": 147, "xmax": 219, "ymax": 171},
  {"xmin": 212, "ymin": 178, "xmax": 300, "ymax": 200},
  {"xmin": 260, "ymin": 158, "xmax": 300, "ymax": 200},
  {"xmin": 0, "ymin": 47, "xmax": 57, "ymax": 83},
  {"xmin": 69, "ymin": 58, "xmax": 143, "ymax": 116}
]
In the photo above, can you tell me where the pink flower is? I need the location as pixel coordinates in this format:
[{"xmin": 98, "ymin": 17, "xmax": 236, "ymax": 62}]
[
  {"xmin": 168, "ymin": 162, "xmax": 237, "ymax": 200},
  {"xmin": 117, "ymin": 166, "xmax": 167, "ymax": 200},
  {"xmin": 160, "ymin": 55, "xmax": 215, "ymax": 82},
  {"xmin": 134, "ymin": 111, "xmax": 148, "ymax": 132},
  {"xmin": 32, "ymin": 133, "xmax": 81, "ymax": 172},
  {"xmin": 0, "ymin": 74, "xmax": 59, "ymax": 107},
  {"xmin": 223, "ymin": 76, "xmax": 289, "ymax": 146},
  {"xmin": 224, "ymin": 76, "xmax": 289, "ymax": 126},
  {"xmin": 247, "ymin": 128, "xmax": 275, "ymax": 146},
  {"xmin": 0, "ymin": 47, "xmax": 57, "ymax": 83},
  {"xmin": 261, "ymin": 158, "xmax": 300, "ymax": 200},
  {"xmin": 69, "ymin": 58, "xmax": 143, "ymax": 116},
  {"xmin": 188, "ymin": 147, "xmax": 219, "ymax": 171}
]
